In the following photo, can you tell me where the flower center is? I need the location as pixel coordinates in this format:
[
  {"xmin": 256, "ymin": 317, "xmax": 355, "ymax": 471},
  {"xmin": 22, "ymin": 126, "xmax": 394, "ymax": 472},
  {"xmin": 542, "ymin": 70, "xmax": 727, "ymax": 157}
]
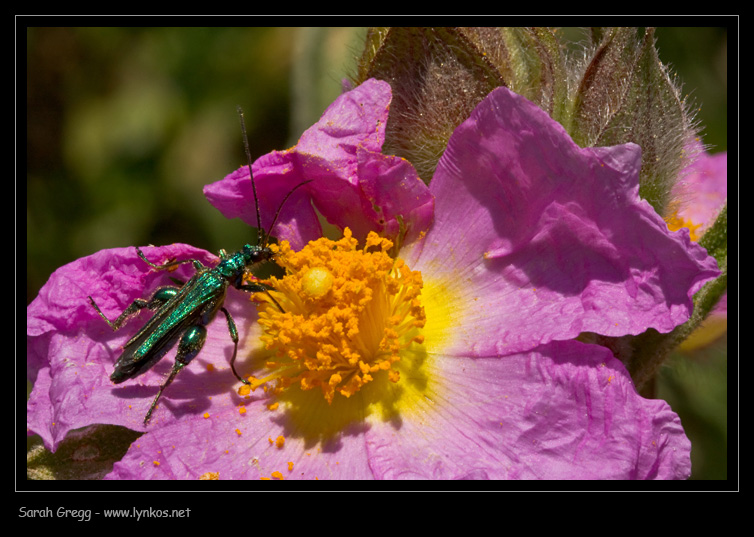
[{"xmin": 246, "ymin": 228, "xmax": 426, "ymax": 404}]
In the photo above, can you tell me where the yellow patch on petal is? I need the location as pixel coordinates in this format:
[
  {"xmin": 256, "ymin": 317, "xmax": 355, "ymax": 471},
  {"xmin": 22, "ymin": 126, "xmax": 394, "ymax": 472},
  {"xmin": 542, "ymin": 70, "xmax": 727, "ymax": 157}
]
[{"xmin": 419, "ymin": 277, "xmax": 462, "ymax": 354}]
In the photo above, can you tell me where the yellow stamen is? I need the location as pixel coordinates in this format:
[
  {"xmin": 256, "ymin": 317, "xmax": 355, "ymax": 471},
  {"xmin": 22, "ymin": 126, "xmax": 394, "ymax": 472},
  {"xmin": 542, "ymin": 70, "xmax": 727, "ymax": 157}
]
[
  {"xmin": 250, "ymin": 228, "xmax": 426, "ymax": 404},
  {"xmin": 665, "ymin": 206, "xmax": 703, "ymax": 242}
]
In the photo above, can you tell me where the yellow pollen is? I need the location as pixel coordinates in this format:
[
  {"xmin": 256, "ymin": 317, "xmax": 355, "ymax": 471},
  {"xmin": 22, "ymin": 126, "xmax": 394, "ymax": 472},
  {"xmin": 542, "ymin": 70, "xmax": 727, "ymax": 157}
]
[
  {"xmin": 251, "ymin": 227, "xmax": 426, "ymax": 404},
  {"xmin": 665, "ymin": 208, "xmax": 702, "ymax": 242}
]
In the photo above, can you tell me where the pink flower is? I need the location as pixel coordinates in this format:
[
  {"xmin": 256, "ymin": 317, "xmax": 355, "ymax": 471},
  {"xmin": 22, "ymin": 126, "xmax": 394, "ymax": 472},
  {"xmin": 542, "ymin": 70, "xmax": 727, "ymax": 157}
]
[
  {"xmin": 669, "ymin": 150, "xmax": 727, "ymax": 241},
  {"xmin": 668, "ymin": 149, "xmax": 727, "ymax": 350},
  {"xmin": 27, "ymin": 80, "xmax": 719, "ymax": 479}
]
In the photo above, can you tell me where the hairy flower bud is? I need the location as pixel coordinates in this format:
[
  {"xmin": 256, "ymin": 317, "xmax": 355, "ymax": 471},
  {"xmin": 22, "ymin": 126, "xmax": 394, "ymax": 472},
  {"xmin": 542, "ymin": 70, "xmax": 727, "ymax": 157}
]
[
  {"xmin": 567, "ymin": 27, "xmax": 701, "ymax": 217},
  {"xmin": 355, "ymin": 27, "xmax": 702, "ymax": 219}
]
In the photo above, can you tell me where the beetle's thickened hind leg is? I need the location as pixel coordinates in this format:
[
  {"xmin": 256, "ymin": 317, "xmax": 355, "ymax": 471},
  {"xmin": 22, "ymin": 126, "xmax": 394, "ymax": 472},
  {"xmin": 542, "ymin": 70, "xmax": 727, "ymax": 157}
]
[
  {"xmin": 88, "ymin": 287, "xmax": 180, "ymax": 331},
  {"xmin": 143, "ymin": 325, "xmax": 207, "ymax": 425}
]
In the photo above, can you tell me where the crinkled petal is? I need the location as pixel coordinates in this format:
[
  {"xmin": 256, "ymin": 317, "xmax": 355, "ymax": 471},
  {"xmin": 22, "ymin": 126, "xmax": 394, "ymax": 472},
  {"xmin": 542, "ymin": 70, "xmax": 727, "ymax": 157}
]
[
  {"xmin": 106, "ymin": 395, "xmax": 375, "ymax": 480},
  {"xmin": 203, "ymin": 153, "xmax": 322, "ymax": 250},
  {"xmin": 403, "ymin": 86, "xmax": 720, "ymax": 356},
  {"xmin": 204, "ymin": 78, "xmax": 432, "ymax": 250},
  {"xmin": 27, "ymin": 244, "xmax": 260, "ymax": 451},
  {"xmin": 105, "ymin": 342, "xmax": 691, "ymax": 480},
  {"xmin": 296, "ymin": 76, "xmax": 391, "ymax": 159},
  {"xmin": 365, "ymin": 341, "xmax": 691, "ymax": 479},
  {"xmin": 356, "ymin": 148, "xmax": 434, "ymax": 248}
]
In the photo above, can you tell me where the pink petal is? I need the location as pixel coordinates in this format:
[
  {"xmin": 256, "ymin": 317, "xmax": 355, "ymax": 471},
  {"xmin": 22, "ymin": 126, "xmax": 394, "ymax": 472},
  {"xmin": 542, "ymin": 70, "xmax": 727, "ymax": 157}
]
[
  {"xmin": 404, "ymin": 87, "xmax": 720, "ymax": 356},
  {"xmin": 205, "ymin": 79, "xmax": 432, "ymax": 250},
  {"xmin": 27, "ymin": 245, "xmax": 261, "ymax": 450},
  {"xmin": 365, "ymin": 341, "xmax": 691, "ymax": 479}
]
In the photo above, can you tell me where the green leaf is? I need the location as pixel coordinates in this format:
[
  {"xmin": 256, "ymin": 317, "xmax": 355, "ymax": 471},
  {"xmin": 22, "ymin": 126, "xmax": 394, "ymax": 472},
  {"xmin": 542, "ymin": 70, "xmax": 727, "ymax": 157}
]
[{"xmin": 699, "ymin": 200, "xmax": 728, "ymax": 267}]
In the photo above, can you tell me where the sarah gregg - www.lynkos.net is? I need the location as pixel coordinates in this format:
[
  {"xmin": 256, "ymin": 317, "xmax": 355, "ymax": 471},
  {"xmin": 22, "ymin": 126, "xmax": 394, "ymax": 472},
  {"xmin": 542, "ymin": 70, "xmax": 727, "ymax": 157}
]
[{"xmin": 19, "ymin": 506, "xmax": 191, "ymax": 522}]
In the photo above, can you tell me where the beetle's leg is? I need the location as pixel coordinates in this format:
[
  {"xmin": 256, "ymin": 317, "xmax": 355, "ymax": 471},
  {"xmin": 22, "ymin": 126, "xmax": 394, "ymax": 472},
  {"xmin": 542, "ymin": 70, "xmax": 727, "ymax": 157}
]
[
  {"xmin": 136, "ymin": 247, "xmax": 205, "ymax": 273},
  {"xmin": 222, "ymin": 282, "xmax": 285, "ymax": 386},
  {"xmin": 88, "ymin": 287, "xmax": 179, "ymax": 331},
  {"xmin": 237, "ymin": 281, "xmax": 285, "ymax": 314},
  {"xmin": 143, "ymin": 324, "xmax": 207, "ymax": 425},
  {"xmin": 262, "ymin": 289, "xmax": 285, "ymax": 314},
  {"xmin": 220, "ymin": 307, "xmax": 250, "ymax": 385}
]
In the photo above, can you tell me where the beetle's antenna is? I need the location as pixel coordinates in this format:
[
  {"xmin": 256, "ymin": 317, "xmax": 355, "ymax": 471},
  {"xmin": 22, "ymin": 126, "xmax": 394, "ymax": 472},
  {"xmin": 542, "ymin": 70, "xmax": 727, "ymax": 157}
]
[
  {"xmin": 237, "ymin": 106, "xmax": 264, "ymax": 247},
  {"xmin": 265, "ymin": 180, "xmax": 313, "ymax": 244}
]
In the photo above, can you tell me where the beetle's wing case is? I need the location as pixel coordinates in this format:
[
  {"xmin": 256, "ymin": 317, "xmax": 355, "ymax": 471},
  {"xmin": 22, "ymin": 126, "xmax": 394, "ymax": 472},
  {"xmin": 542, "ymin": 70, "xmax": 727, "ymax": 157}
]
[{"xmin": 110, "ymin": 271, "xmax": 228, "ymax": 383}]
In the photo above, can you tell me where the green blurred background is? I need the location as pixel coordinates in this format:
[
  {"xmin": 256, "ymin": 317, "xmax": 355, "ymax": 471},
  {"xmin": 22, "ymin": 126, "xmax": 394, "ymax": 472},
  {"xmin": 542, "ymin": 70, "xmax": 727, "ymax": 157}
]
[{"xmin": 26, "ymin": 26, "xmax": 729, "ymax": 480}]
